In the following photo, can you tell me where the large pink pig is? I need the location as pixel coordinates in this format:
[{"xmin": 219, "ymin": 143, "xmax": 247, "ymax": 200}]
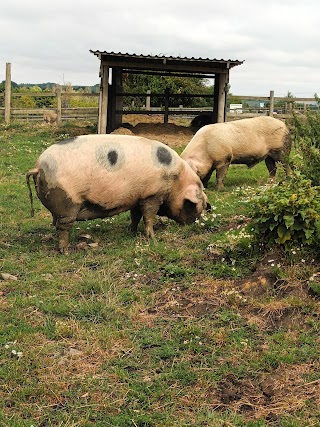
[
  {"xmin": 181, "ymin": 116, "xmax": 292, "ymax": 190},
  {"xmin": 27, "ymin": 134, "xmax": 209, "ymax": 252}
]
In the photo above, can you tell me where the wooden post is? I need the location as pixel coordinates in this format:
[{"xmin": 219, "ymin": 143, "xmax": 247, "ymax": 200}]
[
  {"xmin": 269, "ymin": 90, "xmax": 274, "ymax": 116},
  {"xmin": 213, "ymin": 75, "xmax": 219, "ymax": 123},
  {"xmin": 4, "ymin": 63, "xmax": 11, "ymax": 125},
  {"xmin": 215, "ymin": 72, "xmax": 228, "ymax": 123},
  {"xmin": 98, "ymin": 65, "xmax": 109, "ymax": 134},
  {"xmin": 106, "ymin": 69, "xmax": 123, "ymax": 132},
  {"xmin": 146, "ymin": 90, "xmax": 151, "ymax": 111},
  {"xmin": 114, "ymin": 68, "xmax": 123, "ymax": 129},
  {"xmin": 56, "ymin": 87, "xmax": 62, "ymax": 124},
  {"xmin": 108, "ymin": 71, "xmax": 116, "ymax": 132},
  {"xmin": 164, "ymin": 88, "xmax": 169, "ymax": 124}
]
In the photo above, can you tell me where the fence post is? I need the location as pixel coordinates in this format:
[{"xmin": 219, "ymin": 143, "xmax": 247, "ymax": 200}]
[
  {"xmin": 164, "ymin": 88, "xmax": 169, "ymax": 124},
  {"xmin": 146, "ymin": 90, "xmax": 151, "ymax": 111},
  {"xmin": 4, "ymin": 63, "xmax": 11, "ymax": 125},
  {"xmin": 56, "ymin": 87, "xmax": 62, "ymax": 124},
  {"xmin": 268, "ymin": 90, "xmax": 274, "ymax": 116}
]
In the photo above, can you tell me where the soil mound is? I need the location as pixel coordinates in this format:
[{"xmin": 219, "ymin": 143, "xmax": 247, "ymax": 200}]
[{"xmin": 114, "ymin": 122, "xmax": 194, "ymax": 148}]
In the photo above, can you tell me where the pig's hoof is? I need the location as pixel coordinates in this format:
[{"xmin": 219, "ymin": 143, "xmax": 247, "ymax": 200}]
[{"xmin": 58, "ymin": 246, "xmax": 69, "ymax": 255}]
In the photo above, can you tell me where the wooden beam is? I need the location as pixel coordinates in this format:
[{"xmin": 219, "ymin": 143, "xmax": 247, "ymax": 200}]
[
  {"xmin": 215, "ymin": 72, "xmax": 228, "ymax": 123},
  {"xmin": 114, "ymin": 69, "xmax": 123, "ymax": 129},
  {"xmin": 123, "ymin": 69, "xmax": 215, "ymax": 79},
  {"xmin": 10, "ymin": 92, "xmax": 99, "ymax": 97},
  {"xmin": 5, "ymin": 63, "xmax": 11, "ymax": 125},
  {"xmin": 213, "ymin": 75, "xmax": 219, "ymax": 123},
  {"xmin": 101, "ymin": 59, "xmax": 229, "ymax": 75},
  {"xmin": 268, "ymin": 90, "xmax": 275, "ymax": 116},
  {"xmin": 108, "ymin": 68, "xmax": 123, "ymax": 131},
  {"xmin": 115, "ymin": 92, "xmax": 214, "ymax": 98},
  {"xmin": 98, "ymin": 65, "xmax": 109, "ymax": 134},
  {"xmin": 56, "ymin": 88, "xmax": 62, "ymax": 124}
]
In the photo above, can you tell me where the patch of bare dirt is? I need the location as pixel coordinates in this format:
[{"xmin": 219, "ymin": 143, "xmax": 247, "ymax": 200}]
[
  {"xmin": 213, "ymin": 363, "xmax": 320, "ymax": 421},
  {"xmin": 147, "ymin": 293, "xmax": 221, "ymax": 318}
]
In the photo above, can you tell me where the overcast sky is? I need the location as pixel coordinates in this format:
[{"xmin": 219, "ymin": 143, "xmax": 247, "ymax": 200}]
[{"xmin": 2, "ymin": 0, "xmax": 319, "ymax": 97}]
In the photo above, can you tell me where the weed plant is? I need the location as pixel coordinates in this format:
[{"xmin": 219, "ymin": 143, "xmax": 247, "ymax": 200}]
[
  {"xmin": 293, "ymin": 105, "xmax": 320, "ymax": 185},
  {"xmin": 246, "ymin": 168, "xmax": 320, "ymax": 250}
]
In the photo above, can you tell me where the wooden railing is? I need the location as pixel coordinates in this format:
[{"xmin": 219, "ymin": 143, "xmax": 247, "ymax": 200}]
[{"xmin": 0, "ymin": 89, "xmax": 318, "ymax": 123}]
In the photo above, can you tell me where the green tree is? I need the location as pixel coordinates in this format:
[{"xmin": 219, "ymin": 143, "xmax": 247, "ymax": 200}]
[
  {"xmin": 11, "ymin": 95, "xmax": 36, "ymax": 108},
  {"xmin": 122, "ymin": 74, "xmax": 213, "ymax": 109},
  {"xmin": 69, "ymin": 87, "xmax": 98, "ymax": 108}
]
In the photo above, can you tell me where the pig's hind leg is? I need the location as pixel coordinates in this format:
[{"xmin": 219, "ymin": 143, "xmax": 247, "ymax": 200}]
[
  {"xmin": 55, "ymin": 215, "xmax": 77, "ymax": 253},
  {"xmin": 54, "ymin": 204, "xmax": 80, "ymax": 253}
]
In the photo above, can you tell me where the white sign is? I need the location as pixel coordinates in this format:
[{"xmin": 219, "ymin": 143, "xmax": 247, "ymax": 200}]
[{"xmin": 230, "ymin": 104, "xmax": 243, "ymax": 113}]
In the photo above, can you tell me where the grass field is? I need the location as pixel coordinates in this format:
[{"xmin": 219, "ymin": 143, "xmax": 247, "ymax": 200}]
[{"xmin": 0, "ymin": 121, "xmax": 319, "ymax": 427}]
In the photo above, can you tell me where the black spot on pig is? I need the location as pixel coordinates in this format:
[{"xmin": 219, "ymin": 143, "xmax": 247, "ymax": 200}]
[
  {"xmin": 157, "ymin": 146, "xmax": 172, "ymax": 166},
  {"xmin": 108, "ymin": 150, "xmax": 118, "ymax": 166},
  {"xmin": 58, "ymin": 139, "xmax": 75, "ymax": 145},
  {"xmin": 57, "ymin": 137, "xmax": 85, "ymax": 149},
  {"xmin": 96, "ymin": 144, "xmax": 124, "ymax": 171}
]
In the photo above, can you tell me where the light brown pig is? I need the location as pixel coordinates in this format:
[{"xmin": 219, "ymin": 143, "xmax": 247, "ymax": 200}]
[
  {"xmin": 181, "ymin": 116, "xmax": 292, "ymax": 190},
  {"xmin": 27, "ymin": 134, "xmax": 209, "ymax": 252}
]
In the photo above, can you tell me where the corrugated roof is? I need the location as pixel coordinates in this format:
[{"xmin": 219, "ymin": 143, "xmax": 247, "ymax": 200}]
[{"xmin": 90, "ymin": 50, "xmax": 244, "ymax": 68}]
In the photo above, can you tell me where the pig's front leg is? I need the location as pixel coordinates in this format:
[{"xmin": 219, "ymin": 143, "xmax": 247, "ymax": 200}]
[
  {"xmin": 130, "ymin": 205, "xmax": 143, "ymax": 233},
  {"xmin": 139, "ymin": 196, "xmax": 163, "ymax": 238}
]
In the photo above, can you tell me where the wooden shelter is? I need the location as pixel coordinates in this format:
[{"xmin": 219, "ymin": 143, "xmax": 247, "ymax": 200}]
[{"xmin": 90, "ymin": 51, "xmax": 244, "ymax": 133}]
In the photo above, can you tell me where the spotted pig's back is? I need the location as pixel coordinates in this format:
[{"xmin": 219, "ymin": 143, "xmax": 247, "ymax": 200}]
[{"xmin": 36, "ymin": 134, "xmax": 183, "ymax": 208}]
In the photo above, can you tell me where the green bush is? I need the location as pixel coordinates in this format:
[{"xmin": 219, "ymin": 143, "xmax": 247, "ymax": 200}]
[
  {"xmin": 293, "ymin": 101, "xmax": 320, "ymax": 185},
  {"xmin": 247, "ymin": 170, "xmax": 320, "ymax": 250}
]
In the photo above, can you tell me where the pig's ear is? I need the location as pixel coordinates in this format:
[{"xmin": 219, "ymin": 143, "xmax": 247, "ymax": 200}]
[
  {"xmin": 183, "ymin": 187, "xmax": 205, "ymax": 216},
  {"xmin": 184, "ymin": 186, "xmax": 201, "ymax": 205},
  {"xmin": 183, "ymin": 198, "xmax": 198, "ymax": 216}
]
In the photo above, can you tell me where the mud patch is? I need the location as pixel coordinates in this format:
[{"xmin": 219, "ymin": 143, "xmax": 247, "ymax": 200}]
[
  {"xmin": 148, "ymin": 295, "xmax": 220, "ymax": 318},
  {"xmin": 214, "ymin": 363, "xmax": 320, "ymax": 420}
]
